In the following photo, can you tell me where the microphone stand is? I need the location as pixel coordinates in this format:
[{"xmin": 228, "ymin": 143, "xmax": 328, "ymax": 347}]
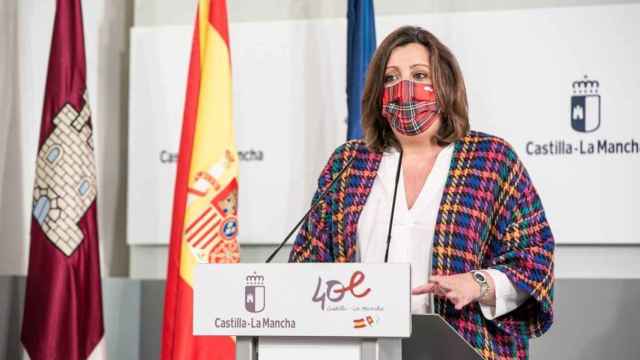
[
  {"xmin": 384, "ymin": 150, "xmax": 403, "ymax": 262},
  {"xmin": 265, "ymin": 156, "xmax": 356, "ymax": 263}
]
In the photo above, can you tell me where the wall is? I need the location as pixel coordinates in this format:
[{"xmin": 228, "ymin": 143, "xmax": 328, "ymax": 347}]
[
  {"xmin": 0, "ymin": 1, "xmax": 16, "ymax": 202},
  {"xmin": 0, "ymin": 0, "xmax": 20, "ymax": 276}
]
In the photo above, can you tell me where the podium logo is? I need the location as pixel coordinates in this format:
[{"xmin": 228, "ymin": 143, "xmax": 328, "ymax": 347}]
[
  {"xmin": 353, "ymin": 316, "xmax": 376, "ymax": 329},
  {"xmin": 244, "ymin": 272, "xmax": 265, "ymax": 313},
  {"xmin": 571, "ymin": 75, "xmax": 601, "ymax": 133},
  {"xmin": 312, "ymin": 271, "xmax": 371, "ymax": 310}
]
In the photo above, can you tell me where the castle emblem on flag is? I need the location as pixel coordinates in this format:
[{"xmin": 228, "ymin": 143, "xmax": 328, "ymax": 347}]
[
  {"xmin": 32, "ymin": 93, "xmax": 97, "ymax": 256},
  {"xmin": 571, "ymin": 75, "xmax": 601, "ymax": 133},
  {"xmin": 244, "ymin": 272, "xmax": 266, "ymax": 313}
]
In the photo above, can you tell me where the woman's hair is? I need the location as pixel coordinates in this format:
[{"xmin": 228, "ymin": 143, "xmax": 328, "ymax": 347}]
[{"xmin": 362, "ymin": 26, "xmax": 470, "ymax": 151}]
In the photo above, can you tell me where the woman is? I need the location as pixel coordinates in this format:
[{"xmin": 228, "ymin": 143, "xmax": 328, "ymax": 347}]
[{"xmin": 289, "ymin": 26, "xmax": 554, "ymax": 359}]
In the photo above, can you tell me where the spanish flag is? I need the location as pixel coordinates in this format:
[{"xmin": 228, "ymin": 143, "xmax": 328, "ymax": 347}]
[{"xmin": 161, "ymin": 0, "xmax": 239, "ymax": 359}]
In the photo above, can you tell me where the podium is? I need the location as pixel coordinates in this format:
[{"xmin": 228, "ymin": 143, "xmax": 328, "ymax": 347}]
[{"xmin": 194, "ymin": 264, "xmax": 482, "ymax": 360}]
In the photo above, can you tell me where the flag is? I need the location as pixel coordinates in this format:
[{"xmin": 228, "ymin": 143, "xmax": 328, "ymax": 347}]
[
  {"xmin": 346, "ymin": 0, "xmax": 377, "ymax": 140},
  {"xmin": 161, "ymin": 0, "xmax": 239, "ymax": 359},
  {"xmin": 21, "ymin": 0, "xmax": 105, "ymax": 359}
]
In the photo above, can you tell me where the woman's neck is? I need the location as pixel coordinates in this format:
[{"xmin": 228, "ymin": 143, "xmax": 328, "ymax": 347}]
[
  {"xmin": 400, "ymin": 137, "xmax": 440, "ymax": 156},
  {"xmin": 396, "ymin": 119, "xmax": 443, "ymax": 158}
]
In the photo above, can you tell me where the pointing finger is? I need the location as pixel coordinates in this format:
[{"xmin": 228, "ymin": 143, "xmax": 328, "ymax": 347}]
[{"xmin": 412, "ymin": 283, "xmax": 436, "ymax": 295}]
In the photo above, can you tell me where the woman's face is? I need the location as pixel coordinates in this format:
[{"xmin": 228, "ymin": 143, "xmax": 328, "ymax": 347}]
[
  {"xmin": 383, "ymin": 42, "xmax": 432, "ymax": 87},
  {"xmin": 383, "ymin": 42, "xmax": 441, "ymax": 146}
]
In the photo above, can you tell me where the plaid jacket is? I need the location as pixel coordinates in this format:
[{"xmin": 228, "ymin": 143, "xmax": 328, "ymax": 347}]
[{"xmin": 289, "ymin": 131, "xmax": 554, "ymax": 360}]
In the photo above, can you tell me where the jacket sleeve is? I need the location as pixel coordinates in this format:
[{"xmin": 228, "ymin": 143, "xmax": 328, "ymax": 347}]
[
  {"xmin": 288, "ymin": 143, "xmax": 349, "ymax": 262},
  {"xmin": 484, "ymin": 148, "xmax": 555, "ymax": 338}
]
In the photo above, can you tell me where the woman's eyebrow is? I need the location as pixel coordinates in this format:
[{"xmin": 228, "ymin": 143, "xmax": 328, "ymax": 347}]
[{"xmin": 410, "ymin": 64, "xmax": 430, "ymax": 69}]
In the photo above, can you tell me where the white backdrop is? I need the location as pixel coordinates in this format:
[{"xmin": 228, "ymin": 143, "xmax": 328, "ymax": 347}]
[
  {"xmin": 128, "ymin": 4, "xmax": 639, "ymax": 247},
  {"xmin": 128, "ymin": 20, "xmax": 348, "ymax": 246},
  {"xmin": 383, "ymin": 5, "xmax": 639, "ymax": 245}
]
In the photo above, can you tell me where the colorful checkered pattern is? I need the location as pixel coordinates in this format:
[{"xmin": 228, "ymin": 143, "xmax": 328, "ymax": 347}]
[{"xmin": 289, "ymin": 131, "xmax": 554, "ymax": 360}]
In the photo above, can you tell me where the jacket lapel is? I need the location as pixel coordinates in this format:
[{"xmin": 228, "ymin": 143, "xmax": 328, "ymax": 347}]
[
  {"xmin": 334, "ymin": 142, "xmax": 382, "ymax": 262},
  {"xmin": 431, "ymin": 133, "xmax": 478, "ymax": 276}
]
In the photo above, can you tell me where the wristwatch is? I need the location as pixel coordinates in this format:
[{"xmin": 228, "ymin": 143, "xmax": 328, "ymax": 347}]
[{"xmin": 471, "ymin": 270, "xmax": 489, "ymax": 302}]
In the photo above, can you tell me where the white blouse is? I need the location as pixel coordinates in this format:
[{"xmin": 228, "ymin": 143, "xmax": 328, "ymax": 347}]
[{"xmin": 356, "ymin": 145, "xmax": 528, "ymax": 318}]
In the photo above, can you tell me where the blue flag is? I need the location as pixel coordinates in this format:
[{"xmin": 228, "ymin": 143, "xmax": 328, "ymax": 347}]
[{"xmin": 346, "ymin": 0, "xmax": 376, "ymax": 140}]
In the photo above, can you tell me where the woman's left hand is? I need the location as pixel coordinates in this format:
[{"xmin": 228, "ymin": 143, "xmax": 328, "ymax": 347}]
[{"xmin": 412, "ymin": 273, "xmax": 486, "ymax": 310}]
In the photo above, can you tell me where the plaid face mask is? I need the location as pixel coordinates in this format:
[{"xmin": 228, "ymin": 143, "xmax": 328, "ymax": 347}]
[{"xmin": 381, "ymin": 80, "xmax": 440, "ymax": 136}]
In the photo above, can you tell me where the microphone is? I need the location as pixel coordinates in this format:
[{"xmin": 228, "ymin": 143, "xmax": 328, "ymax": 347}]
[
  {"xmin": 265, "ymin": 155, "xmax": 356, "ymax": 263},
  {"xmin": 384, "ymin": 150, "xmax": 403, "ymax": 263}
]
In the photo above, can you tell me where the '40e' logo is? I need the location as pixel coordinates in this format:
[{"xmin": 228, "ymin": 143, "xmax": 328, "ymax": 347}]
[{"xmin": 312, "ymin": 271, "xmax": 371, "ymax": 310}]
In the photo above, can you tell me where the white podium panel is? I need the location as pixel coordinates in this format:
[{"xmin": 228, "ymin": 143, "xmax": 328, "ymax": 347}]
[
  {"xmin": 258, "ymin": 338, "xmax": 362, "ymax": 360},
  {"xmin": 193, "ymin": 263, "xmax": 411, "ymax": 338}
]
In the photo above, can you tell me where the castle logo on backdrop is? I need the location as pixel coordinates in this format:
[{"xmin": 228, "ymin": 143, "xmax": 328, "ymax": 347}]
[
  {"xmin": 571, "ymin": 75, "xmax": 601, "ymax": 133},
  {"xmin": 525, "ymin": 75, "xmax": 639, "ymax": 156},
  {"xmin": 244, "ymin": 272, "xmax": 266, "ymax": 313}
]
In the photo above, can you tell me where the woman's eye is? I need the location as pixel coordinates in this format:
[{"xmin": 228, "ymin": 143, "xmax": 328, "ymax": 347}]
[
  {"xmin": 413, "ymin": 72, "xmax": 429, "ymax": 81},
  {"xmin": 383, "ymin": 74, "xmax": 397, "ymax": 84}
]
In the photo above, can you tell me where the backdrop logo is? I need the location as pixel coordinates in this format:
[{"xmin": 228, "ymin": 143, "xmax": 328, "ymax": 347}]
[
  {"xmin": 571, "ymin": 75, "xmax": 601, "ymax": 133},
  {"xmin": 312, "ymin": 270, "xmax": 371, "ymax": 310},
  {"xmin": 244, "ymin": 272, "xmax": 265, "ymax": 313}
]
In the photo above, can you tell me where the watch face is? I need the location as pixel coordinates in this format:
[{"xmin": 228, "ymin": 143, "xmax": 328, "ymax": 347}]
[{"xmin": 473, "ymin": 271, "xmax": 486, "ymax": 283}]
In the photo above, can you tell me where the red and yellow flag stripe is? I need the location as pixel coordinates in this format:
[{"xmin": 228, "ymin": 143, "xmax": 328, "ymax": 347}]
[{"xmin": 162, "ymin": 0, "xmax": 238, "ymax": 359}]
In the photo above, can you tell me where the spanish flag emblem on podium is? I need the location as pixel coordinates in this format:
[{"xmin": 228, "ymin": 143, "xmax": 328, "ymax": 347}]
[{"xmin": 161, "ymin": 0, "xmax": 239, "ymax": 359}]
